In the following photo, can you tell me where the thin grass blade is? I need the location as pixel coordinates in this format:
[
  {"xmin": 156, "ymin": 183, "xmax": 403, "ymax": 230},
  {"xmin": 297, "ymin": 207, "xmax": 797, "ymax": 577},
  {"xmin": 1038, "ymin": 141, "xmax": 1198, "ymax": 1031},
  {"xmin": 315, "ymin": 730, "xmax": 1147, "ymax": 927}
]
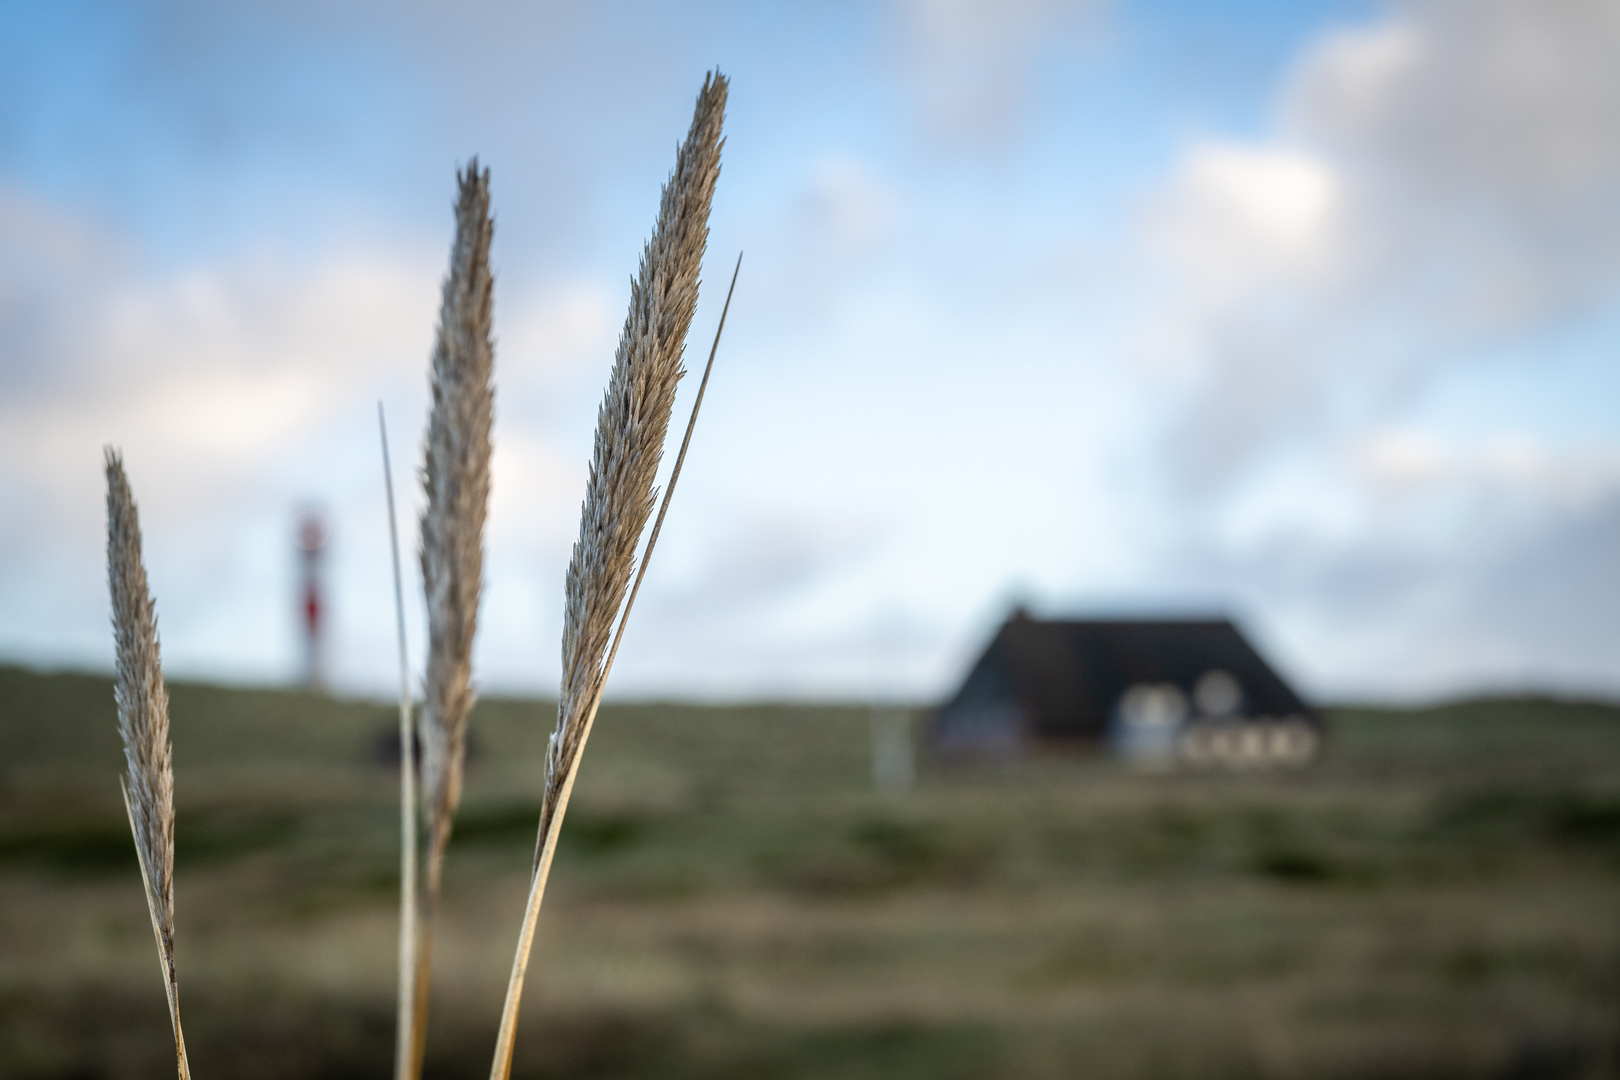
[{"xmin": 380, "ymin": 404, "xmax": 420, "ymax": 1080}]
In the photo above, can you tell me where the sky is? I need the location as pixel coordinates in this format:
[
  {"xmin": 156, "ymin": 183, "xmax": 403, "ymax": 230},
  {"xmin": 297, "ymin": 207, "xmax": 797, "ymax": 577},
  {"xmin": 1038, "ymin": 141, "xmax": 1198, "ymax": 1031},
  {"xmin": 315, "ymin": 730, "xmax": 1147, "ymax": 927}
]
[{"xmin": 3, "ymin": 0, "xmax": 1620, "ymax": 705}]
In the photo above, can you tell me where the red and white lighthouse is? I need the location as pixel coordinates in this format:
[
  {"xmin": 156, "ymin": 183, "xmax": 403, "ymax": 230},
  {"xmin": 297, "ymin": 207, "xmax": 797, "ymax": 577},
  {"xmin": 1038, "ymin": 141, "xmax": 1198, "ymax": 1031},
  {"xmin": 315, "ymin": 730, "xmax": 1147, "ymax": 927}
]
[{"xmin": 295, "ymin": 508, "xmax": 329, "ymax": 692}]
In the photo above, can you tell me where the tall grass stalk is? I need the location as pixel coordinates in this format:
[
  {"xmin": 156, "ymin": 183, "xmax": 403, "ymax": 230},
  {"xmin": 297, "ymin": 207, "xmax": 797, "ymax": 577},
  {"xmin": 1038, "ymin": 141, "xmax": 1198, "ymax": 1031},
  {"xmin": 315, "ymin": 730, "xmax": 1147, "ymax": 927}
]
[
  {"xmin": 488, "ymin": 70, "xmax": 728, "ymax": 1080},
  {"xmin": 379, "ymin": 404, "xmax": 419, "ymax": 1080},
  {"xmin": 411, "ymin": 160, "xmax": 496, "ymax": 1080},
  {"xmin": 105, "ymin": 448, "xmax": 192, "ymax": 1080}
]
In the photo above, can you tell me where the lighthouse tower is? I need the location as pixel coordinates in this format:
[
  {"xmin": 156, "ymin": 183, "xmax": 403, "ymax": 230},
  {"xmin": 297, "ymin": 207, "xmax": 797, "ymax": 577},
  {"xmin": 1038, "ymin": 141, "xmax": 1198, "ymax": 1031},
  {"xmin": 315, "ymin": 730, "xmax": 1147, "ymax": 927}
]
[{"xmin": 296, "ymin": 509, "xmax": 329, "ymax": 692}]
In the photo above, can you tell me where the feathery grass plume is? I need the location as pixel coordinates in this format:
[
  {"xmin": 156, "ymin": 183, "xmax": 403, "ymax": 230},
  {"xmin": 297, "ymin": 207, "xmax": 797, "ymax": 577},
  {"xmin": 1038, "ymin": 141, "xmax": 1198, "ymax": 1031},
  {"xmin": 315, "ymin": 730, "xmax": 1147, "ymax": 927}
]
[
  {"xmin": 105, "ymin": 448, "xmax": 192, "ymax": 1080},
  {"xmin": 597, "ymin": 250, "xmax": 741, "ymax": 699},
  {"xmin": 489, "ymin": 69, "xmax": 727, "ymax": 1080},
  {"xmin": 379, "ymin": 405, "xmax": 420, "ymax": 1080},
  {"xmin": 410, "ymin": 159, "xmax": 495, "ymax": 1080}
]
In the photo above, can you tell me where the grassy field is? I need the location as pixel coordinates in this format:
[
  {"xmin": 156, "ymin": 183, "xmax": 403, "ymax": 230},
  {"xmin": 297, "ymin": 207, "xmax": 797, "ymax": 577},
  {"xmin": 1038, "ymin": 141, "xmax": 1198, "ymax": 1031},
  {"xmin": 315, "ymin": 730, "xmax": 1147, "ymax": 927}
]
[{"xmin": 1, "ymin": 663, "xmax": 1617, "ymax": 1080}]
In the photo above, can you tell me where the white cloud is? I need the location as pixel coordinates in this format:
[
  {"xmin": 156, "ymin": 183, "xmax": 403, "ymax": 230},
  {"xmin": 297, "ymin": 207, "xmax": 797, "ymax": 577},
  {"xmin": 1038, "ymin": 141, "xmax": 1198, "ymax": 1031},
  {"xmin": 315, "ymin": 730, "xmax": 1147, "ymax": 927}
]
[
  {"xmin": 891, "ymin": 0, "xmax": 1107, "ymax": 144},
  {"xmin": 1285, "ymin": 0, "xmax": 1620, "ymax": 326},
  {"xmin": 1224, "ymin": 482, "xmax": 1620, "ymax": 701},
  {"xmin": 650, "ymin": 511, "xmax": 879, "ymax": 620},
  {"xmin": 0, "ymin": 187, "xmax": 626, "ymax": 687},
  {"xmin": 0, "ymin": 249, "xmax": 438, "ymax": 526},
  {"xmin": 501, "ymin": 283, "xmax": 616, "ymax": 386},
  {"xmin": 800, "ymin": 157, "xmax": 900, "ymax": 259},
  {"xmin": 1350, "ymin": 427, "xmax": 1620, "ymax": 513},
  {"xmin": 1150, "ymin": 141, "xmax": 1342, "ymax": 300},
  {"xmin": 1128, "ymin": 1, "xmax": 1620, "ymax": 699},
  {"xmin": 745, "ymin": 155, "xmax": 902, "ymax": 321},
  {"xmin": 1144, "ymin": 0, "xmax": 1620, "ymax": 491},
  {"xmin": 1290, "ymin": 1, "xmax": 1620, "ymax": 211}
]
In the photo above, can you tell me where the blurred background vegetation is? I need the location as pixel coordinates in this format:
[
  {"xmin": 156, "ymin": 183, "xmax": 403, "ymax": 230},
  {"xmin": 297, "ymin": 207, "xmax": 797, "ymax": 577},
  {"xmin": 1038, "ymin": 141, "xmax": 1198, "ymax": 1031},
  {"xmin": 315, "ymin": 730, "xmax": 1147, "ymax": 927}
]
[{"xmin": 1, "ymin": 664, "xmax": 1617, "ymax": 1080}]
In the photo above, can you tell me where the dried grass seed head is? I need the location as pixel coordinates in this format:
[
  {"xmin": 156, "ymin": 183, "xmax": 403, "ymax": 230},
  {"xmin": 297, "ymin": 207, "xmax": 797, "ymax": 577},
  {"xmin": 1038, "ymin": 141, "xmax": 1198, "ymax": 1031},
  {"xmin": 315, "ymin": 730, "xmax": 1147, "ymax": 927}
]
[
  {"xmin": 547, "ymin": 72, "xmax": 728, "ymax": 828},
  {"xmin": 419, "ymin": 160, "xmax": 496, "ymax": 830},
  {"xmin": 105, "ymin": 448, "xmax": 176, "ymax": 947}
]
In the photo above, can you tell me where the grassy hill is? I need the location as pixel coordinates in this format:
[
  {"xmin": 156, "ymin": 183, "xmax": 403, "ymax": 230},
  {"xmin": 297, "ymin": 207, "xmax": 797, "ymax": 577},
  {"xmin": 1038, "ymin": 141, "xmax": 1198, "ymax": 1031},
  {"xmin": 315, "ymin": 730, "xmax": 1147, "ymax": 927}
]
[{"xmin": 1, "ymin": 664, "xmax": 1617, "ymax": 1079}]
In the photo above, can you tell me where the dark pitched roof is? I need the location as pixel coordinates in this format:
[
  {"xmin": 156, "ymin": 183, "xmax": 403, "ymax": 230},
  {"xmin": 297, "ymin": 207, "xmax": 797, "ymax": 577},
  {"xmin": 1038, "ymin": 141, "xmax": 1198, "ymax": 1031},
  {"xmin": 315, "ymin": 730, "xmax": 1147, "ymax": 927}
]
[{"xmin": 933, "ymin": 613, "xmax": 1316, "ymax": 747}]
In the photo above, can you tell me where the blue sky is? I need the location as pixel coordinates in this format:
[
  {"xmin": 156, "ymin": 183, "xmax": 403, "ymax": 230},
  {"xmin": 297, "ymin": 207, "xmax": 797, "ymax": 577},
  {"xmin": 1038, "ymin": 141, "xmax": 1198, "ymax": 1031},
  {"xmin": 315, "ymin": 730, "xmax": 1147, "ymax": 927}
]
[{"xmin": 4, "ymin": 0, "xmax": 1619, "ymax": 704}]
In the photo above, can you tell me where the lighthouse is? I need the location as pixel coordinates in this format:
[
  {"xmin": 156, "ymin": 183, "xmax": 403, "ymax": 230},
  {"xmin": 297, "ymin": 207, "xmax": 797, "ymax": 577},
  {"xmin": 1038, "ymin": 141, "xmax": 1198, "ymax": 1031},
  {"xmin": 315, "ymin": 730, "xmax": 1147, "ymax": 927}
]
[{"xmin": 296, "ymin": 508, "xmax": 329, "ymax": 692}]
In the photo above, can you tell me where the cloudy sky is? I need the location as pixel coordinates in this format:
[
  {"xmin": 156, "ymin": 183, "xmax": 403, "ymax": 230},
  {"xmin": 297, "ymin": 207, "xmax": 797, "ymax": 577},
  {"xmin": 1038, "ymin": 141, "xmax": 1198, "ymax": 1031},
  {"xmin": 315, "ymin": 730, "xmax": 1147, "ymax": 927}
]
[{"xmin": 3, "ymin": 0, "xmax": 1619, "ymax": 704}]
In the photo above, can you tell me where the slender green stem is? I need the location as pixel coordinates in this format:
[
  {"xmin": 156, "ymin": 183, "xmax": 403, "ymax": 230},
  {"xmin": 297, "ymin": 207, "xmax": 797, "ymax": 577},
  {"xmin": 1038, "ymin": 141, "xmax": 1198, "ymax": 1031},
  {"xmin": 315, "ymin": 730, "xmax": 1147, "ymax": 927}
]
[{"xmin": 380, "ymin": 404, "xmax": 421, "ymax": 1080}]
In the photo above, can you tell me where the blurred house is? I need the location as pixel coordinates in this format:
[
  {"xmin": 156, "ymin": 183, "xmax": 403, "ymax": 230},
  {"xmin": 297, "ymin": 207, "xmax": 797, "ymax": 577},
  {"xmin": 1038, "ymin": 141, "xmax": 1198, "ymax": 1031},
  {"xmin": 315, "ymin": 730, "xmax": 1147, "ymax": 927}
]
[{"xmin": 931, "ymin": 610, "xmax": 1321, "ymax": 767}]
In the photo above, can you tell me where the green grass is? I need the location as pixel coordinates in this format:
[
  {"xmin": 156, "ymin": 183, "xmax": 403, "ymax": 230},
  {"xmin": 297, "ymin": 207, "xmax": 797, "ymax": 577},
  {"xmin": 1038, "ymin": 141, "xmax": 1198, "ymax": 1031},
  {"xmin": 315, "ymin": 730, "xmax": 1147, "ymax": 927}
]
[{"xmin": 1, "ymin": 664, "xmax": 1618, "ymax": 1079}]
